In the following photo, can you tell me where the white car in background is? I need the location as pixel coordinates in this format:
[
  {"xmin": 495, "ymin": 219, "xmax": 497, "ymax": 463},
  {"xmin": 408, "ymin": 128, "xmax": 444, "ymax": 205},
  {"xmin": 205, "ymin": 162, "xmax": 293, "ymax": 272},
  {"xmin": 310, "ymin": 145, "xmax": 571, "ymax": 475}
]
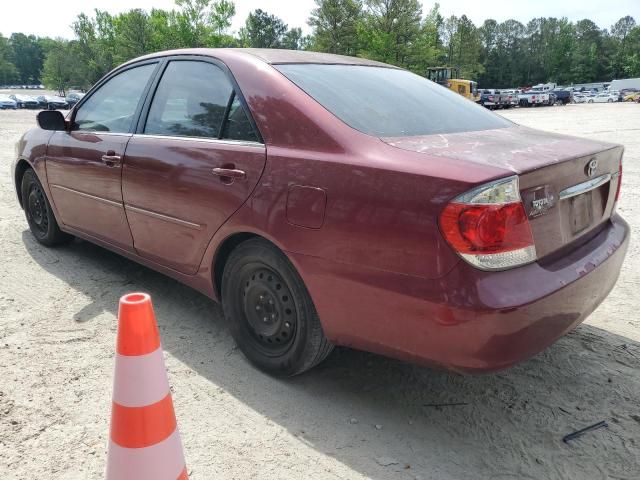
[
  {"xmin": 588, "ymin": 92, "xmax": 618, "ymax": 103},
  {"xmin": 0, "ymin": 94, "xmax": 18, "ymax": 109},
  {"xmin": 573, "ymin": 93, "xmax": 587, "ymax": 103}
]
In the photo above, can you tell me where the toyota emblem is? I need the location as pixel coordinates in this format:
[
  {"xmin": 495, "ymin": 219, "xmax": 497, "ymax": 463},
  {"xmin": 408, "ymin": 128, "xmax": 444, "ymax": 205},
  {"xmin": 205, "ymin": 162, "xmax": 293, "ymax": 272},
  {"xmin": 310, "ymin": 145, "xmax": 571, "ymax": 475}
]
[{"xmin": 586, "ymin": 158, "xmax": 598, "ymax": 177}]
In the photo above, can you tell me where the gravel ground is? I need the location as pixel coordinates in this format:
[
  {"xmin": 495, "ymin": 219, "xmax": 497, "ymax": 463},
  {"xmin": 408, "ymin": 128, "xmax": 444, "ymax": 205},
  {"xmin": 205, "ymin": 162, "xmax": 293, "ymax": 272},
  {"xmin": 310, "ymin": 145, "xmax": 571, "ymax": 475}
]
[{"xmin": 0, "ymin": 103, "xmax": 639, "ymax": 480}]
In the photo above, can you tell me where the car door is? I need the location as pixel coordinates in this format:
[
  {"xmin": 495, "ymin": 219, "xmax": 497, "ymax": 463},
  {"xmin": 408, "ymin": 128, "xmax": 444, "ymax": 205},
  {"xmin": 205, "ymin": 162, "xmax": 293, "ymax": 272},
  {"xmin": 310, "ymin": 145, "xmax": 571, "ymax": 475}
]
[
  {"xmin": 122, "ymin": 58, "xmax": 266, "ymax": 274},
  {"xmin": 45, "ymin": 61, "xmax": 159, "ymax": 251}
]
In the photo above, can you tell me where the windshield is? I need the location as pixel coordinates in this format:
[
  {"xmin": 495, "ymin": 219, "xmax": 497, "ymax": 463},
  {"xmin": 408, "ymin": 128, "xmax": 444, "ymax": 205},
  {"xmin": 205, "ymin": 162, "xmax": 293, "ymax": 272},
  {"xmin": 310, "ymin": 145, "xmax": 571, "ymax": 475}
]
[{"xmin": 275, "ymin": 64, "xmax": 511, "ymax": 137}]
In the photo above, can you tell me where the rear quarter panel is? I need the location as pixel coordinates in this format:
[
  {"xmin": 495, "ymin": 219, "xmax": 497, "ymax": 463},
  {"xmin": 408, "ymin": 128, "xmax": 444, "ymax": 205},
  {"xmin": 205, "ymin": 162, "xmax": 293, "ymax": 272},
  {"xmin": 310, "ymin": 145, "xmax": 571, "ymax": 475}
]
[{"xmin": 203, "ymin": 52, "xmax": 510, "ymax": 281}]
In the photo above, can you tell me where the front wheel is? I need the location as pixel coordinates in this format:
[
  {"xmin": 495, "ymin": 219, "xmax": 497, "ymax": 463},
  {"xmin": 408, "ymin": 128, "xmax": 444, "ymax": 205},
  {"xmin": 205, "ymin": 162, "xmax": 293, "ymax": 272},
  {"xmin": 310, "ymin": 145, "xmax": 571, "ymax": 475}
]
[
  {"xmin": 221, "ymin": 238, "xmax": 333, "ymax": 376},
  {"xmin": 21, "ymin": 169, "xmax": 73, "ymax": 246}
]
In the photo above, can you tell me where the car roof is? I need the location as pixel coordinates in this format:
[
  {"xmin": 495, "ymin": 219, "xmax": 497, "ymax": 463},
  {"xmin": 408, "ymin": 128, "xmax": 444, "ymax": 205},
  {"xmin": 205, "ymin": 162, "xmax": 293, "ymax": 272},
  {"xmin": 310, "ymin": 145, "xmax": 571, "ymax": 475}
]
[
  {"xmin": 126, "ymin": 48, "xmax": 396, "ymax": 69},
  {"xmin": 234, "ymin": 48, "xmax": 394, "ymax": 67}
]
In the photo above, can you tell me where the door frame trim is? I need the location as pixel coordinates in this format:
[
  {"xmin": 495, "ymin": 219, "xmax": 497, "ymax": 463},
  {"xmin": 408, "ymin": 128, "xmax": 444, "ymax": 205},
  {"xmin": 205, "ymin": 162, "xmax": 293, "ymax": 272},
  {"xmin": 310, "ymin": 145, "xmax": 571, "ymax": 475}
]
[{"xmin": 130, "ymin": 133, "xmax": 264, "ymax": 149}]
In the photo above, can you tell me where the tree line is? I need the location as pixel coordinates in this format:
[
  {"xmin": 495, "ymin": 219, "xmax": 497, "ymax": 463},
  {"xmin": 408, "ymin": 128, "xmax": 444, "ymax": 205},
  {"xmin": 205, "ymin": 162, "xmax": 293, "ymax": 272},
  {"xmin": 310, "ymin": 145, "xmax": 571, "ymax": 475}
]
[{"xmin": 0, "ymin": 0, "xmax": 638, "ymax": 94}]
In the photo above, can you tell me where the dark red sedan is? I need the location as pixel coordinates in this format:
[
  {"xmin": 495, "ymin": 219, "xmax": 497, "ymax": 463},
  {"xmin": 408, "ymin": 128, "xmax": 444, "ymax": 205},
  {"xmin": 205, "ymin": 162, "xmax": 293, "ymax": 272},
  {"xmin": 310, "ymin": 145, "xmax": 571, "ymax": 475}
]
[{"xmin": 13, "ymin": 49, "xmax": 629, "ymax": 375}]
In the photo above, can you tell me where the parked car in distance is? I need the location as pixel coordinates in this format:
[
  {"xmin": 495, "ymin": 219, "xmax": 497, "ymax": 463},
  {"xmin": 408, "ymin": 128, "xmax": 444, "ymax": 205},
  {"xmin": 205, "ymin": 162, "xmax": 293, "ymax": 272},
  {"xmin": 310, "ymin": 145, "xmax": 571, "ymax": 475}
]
[
  {"xmin": 9, "ymin": 94, "xmax": 40, "ymax": 109},
  {"xmin": 479, "ymin": 89, "xmax": 508, "ymax": 109},
  {"xmin": 35, "ymin": 95, "xmax": 69, "ymax": 110},
  {"xmin": 551, "ymin": 89, "xmax": 572, "ymax": 105},
  {"xmin": 573, "ymin": 93, "xmax": 590, "ymax": 103},
  {"xmin": 65, "ymin": 91, "xmax": 85, "ymax": 108},
  {"xmin": 588, "ymin": 92, "xmax": 618, "ymax": 103},
  {"xmin": 12, "ymin": 49, "xmax": 629, "ymax": 376},
  {"xmin": 625, "ymin": 92, "xmax": 640, "ymax": 102},
  {"xmin": 500, "ymin": 89, "xmax": 519, "ymax": 107},
  {"xmin": 0, "ymin": 94, "xmax": 17, "ymax": 109},
  {"xmin": 518, "ymin": 88, "xmax": 551, "ymax": 107}
]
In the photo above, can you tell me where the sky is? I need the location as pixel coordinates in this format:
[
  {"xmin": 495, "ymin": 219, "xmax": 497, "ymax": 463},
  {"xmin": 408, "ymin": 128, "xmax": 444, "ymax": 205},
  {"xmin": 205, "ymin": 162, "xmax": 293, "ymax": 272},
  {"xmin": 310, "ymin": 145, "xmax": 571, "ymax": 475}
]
[{"xmin": 0, "ymin": 0, "xmax": 638, "ymax": 39}]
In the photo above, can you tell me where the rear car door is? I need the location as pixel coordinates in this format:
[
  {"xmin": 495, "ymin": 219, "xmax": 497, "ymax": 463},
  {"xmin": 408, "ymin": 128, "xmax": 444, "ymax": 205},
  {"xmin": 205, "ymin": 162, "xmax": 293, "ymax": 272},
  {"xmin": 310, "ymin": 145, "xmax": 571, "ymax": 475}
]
[
  {"xmin": 45, "ymin": 62, "xmax": 158, "ymax": 251},
  {"xmin": 122, "ymin": 58, "xmax": 266, "ymax": 274}
]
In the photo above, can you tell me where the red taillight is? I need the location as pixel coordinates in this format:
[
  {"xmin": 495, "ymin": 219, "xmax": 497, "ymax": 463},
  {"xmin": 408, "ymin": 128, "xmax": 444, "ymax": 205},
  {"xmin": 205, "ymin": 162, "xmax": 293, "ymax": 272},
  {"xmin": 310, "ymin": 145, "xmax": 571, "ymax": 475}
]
[
  {"xmin": 441, "ymin": 203, "xmax": 534, "ymax": 254},
  {"xmin": 439, "ymin": 176, "xmax": 537, "ymax": 270}
]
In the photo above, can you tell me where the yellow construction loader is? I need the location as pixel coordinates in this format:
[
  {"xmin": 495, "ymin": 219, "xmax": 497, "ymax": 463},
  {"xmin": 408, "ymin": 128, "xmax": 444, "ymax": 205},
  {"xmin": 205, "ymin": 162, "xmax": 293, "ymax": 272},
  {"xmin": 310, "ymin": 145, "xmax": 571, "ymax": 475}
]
[{"xmin": 427, "ymin": 67, "xmax": 480, "ymax": 102}]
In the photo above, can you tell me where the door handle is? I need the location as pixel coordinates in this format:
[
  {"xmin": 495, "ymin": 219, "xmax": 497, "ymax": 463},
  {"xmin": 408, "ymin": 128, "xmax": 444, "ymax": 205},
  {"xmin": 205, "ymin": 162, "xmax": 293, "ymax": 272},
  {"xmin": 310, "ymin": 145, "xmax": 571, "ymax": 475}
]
[
  {"xmin": 212, "ymin": 167, "xmax": 247, "ymax": 183},
  {"xmin": 101, "ymin": 150, "xmax": 122, "ymax": 167}
]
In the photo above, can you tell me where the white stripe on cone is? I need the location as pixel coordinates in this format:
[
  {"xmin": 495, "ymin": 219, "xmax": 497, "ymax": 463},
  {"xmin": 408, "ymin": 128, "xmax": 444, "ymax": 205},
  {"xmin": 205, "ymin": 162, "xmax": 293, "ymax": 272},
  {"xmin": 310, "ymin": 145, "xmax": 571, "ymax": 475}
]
[
  {"xmin": 106, "ymin": 428, "xmax": 186, "ymax": 480},
  {"xmin": 112, "ymin": 347, "xmax": 170, "ymax": 407}
]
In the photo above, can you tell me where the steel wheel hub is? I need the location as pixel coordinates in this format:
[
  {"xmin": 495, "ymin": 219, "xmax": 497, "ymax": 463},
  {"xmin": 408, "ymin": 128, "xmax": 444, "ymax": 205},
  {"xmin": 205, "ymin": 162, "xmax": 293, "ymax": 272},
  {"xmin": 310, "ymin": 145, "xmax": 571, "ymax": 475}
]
[
  {"xmin": 27, "ymin": 185, "xmax": 48, "ymax": 235},
  {"xmin": 242, "ymin": 267, "xmax": 295, "ymax": 352}
]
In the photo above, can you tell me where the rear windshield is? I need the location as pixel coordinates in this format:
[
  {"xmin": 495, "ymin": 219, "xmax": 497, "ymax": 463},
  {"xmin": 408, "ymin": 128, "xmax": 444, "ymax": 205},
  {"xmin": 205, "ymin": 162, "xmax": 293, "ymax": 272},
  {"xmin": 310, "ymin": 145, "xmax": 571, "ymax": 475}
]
[{"xmin": 275, "ymin": 64, "xmax": 511, "ymax": 137}]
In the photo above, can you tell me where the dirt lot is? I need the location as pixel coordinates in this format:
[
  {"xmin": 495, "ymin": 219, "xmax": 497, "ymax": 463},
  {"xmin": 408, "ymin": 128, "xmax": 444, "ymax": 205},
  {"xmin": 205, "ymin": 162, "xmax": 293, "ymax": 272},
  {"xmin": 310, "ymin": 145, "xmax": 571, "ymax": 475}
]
[{"xmin": 0, "ymin": 103, "xmax": 639, "ymax": 480}]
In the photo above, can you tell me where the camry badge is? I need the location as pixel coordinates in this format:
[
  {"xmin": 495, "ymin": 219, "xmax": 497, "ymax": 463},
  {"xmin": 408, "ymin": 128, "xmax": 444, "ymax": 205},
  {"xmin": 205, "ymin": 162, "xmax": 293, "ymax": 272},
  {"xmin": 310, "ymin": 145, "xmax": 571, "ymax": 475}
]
[
  {"xmin": 523, "ymin": 185, "xmax": 557, "ymax": 218},
  {"xmin": 586, "ymin": 158, "xmax": 598, "ymax": 178}
]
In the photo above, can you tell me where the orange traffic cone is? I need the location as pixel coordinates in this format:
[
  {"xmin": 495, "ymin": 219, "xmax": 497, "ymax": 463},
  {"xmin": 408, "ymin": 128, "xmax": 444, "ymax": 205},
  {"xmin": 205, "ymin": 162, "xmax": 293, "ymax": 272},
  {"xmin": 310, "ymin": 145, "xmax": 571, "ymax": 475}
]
[{"xmin": 106, "ymin": 293, "xmax": 188, "ymax": 480}]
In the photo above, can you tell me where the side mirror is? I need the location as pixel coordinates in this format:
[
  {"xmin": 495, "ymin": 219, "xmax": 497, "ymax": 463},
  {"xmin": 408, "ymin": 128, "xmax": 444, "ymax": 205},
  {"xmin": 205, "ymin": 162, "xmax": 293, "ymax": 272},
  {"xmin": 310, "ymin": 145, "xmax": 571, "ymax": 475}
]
[{"xmin": 37, "ymin": 110, "xmax": 66, "ymax": 131}]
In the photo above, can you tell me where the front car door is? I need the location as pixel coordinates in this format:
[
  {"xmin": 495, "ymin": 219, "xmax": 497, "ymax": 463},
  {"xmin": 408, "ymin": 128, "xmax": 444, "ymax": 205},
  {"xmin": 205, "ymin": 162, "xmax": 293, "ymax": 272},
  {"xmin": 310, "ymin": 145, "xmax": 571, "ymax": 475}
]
[
  {"xmin": 46, "ymin": 62, "xmax": 158, "ymax": 251},
  {"xmin": 122, "ymin": 58, "xmax": 266, "ymax": 274}
]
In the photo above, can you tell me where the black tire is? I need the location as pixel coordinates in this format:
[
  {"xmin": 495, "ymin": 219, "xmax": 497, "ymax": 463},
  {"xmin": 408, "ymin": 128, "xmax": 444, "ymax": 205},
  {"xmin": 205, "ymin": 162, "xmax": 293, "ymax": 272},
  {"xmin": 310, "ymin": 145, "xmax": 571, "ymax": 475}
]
[
  {"xmin": 221, "ymin": 238, "xmax": 333, "ymax": 376},
  {"xmin": 21, "ymin": 169, "xmax": 72, "ymax": 246}
]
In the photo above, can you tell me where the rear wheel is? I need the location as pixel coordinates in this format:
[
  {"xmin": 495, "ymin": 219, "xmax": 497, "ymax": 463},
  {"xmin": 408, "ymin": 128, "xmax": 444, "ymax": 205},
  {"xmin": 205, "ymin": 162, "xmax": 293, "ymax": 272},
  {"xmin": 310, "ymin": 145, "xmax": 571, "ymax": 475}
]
[
  {"xmin": 21, "ymin": 169, "xmax": 72, "ymax": 246},
  {"xmin": 221, "ymin": 238, "xmax": 333, "ymax": 376}
]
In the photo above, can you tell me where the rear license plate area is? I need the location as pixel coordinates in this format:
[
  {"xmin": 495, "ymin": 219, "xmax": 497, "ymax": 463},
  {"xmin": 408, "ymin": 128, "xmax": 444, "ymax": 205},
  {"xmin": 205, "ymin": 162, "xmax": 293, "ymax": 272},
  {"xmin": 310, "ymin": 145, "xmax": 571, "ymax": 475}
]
[{"xmin": 570, "ymin": 191, "xmax": 593, "ymax": 234}]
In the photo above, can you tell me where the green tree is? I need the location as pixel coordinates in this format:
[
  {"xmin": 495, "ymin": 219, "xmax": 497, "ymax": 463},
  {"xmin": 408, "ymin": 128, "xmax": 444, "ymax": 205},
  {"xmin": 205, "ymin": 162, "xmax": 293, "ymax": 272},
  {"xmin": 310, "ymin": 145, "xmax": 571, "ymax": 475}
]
[
  {"xmin": 0, "ymin": 34, "xmax": 18, "ymax": 85},
  {"xmin": 42, "ymin": 40, "xmax": 81, "ymax": 95},
  {"xmin": 407, "ymin": 4, "xmax": 444, "ymax": 73},
  {"xmin": 241, "ymin": 9, "xmax": 288, "ymax": 48},
  {"xmin": 423, "ymin": 2, "xmax": 444, "ymax": 50},
  {"xmin": 440, "ymin": 15, "xmax": 483, "ymax": 79},
  {"xmin": 611, "ymin": 16, "xmax": 637, "ymax": 78},
  {"xmin": 175, "ymin": 0, "xmax": 236, "ymax": 46},
  {"xmin": 114, "ymin": 9, "xmax": 152, "ymax": 63},
  {"xmin": 9, "ymin": 33, "xmax": 44, "ymax": 84},
  {"xmin": 308, "ymin": 0, "xmax": 362, "ymax": 55},
  {"xmin": 359, "ymin": 0, "xmax": 423, "ymax": 69},
  {"xmin": 148, "ymin": 9, "xmax": 187, "ymax": 51},
  {"xmin": 281, "ymin": 28, "xmax": 306, "ymax": 50},
  {"xmin": 570, "ymin": 19, "xmax": 607, "ymax": 83}
]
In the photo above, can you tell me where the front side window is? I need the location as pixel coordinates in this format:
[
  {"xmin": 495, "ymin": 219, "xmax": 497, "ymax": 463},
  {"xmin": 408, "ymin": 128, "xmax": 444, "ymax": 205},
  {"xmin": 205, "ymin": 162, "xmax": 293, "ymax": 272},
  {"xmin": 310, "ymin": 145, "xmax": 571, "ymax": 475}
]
[
  {"xmin": 276, "ymin": 64, "xmax": 512, "ymax": 138},
  {"xmin": 74, "ymin": 63, "xmax": 156, "ymax": 133}
]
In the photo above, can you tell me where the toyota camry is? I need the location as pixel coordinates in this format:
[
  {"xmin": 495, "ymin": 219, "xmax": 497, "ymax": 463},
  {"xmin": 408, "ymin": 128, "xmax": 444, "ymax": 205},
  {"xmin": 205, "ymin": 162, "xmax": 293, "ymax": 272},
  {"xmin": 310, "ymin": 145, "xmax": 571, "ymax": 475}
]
[{"xmin": 12, "ymin": 49, "xmax": 629, "ymax": 376}]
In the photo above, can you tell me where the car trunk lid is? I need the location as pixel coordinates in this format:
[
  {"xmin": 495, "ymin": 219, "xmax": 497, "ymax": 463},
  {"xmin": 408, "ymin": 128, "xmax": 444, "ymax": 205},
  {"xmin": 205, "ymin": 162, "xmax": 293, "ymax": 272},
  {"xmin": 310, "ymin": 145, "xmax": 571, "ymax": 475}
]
[{"xmin": 382, "ymin": 126, "xmax": 623, "ymax": 260}]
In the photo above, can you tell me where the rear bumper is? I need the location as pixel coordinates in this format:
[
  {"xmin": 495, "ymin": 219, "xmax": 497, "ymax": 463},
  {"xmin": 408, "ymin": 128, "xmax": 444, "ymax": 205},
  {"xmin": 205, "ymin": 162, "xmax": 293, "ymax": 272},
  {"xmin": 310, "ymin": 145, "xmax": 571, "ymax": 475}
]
[{"xmin": 292, "ymin": 214, "xmax": 629, "ymax": 372}]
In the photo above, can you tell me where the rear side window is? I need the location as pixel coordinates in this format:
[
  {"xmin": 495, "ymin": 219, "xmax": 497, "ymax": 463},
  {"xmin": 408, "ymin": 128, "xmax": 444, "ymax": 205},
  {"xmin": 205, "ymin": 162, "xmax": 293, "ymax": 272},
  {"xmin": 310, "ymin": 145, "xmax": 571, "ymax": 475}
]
[
  {"xmin": 144, "ymin": 60, "xmax": 258, "ymax": 142},
  {"xmin": 277, "ymin": 64, "xmax": 511, "ymax": 138},
  {"xmin": 222, "ymin": 93, "xmax": 259, "ymax": 142},
  {"xmin": 74, "ymin": 63, "xmax": 156, "ymax": 133}
]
